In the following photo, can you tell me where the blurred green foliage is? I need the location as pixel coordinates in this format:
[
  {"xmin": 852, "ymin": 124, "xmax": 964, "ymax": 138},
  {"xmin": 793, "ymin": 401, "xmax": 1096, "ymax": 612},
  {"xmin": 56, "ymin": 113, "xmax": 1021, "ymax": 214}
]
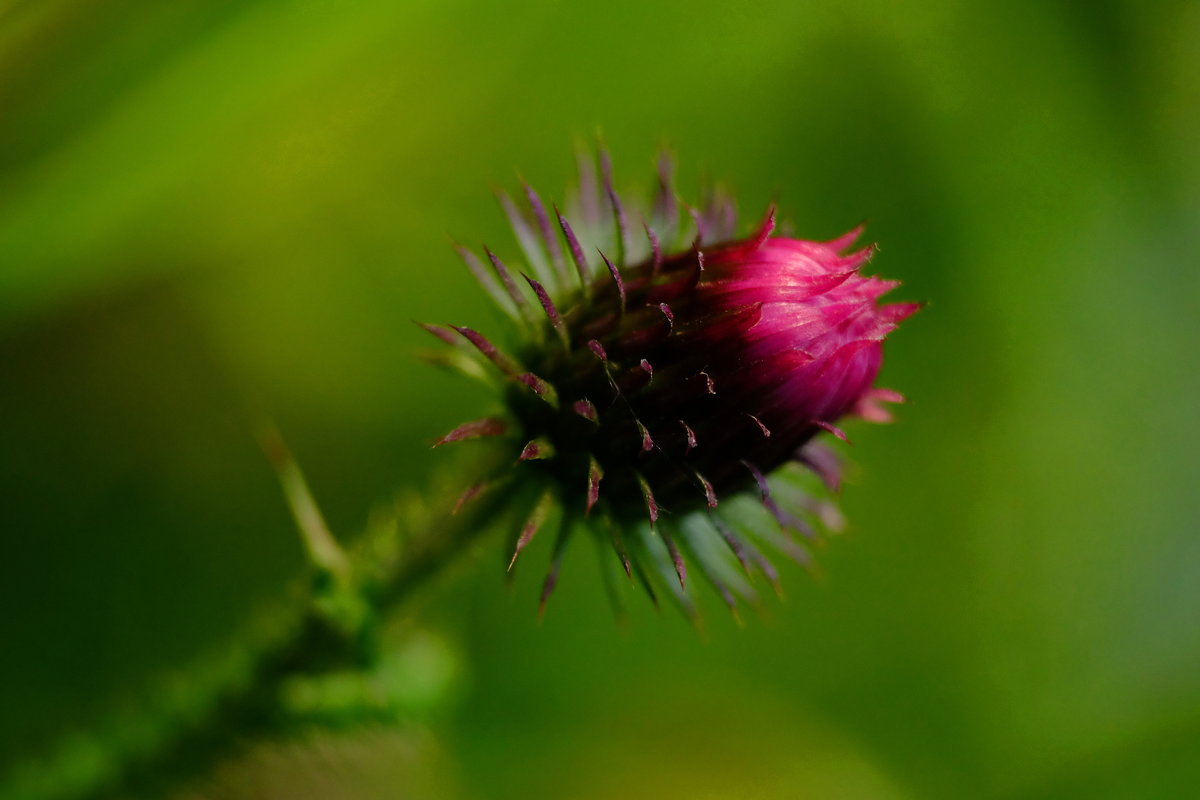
[{"xmin": 1, "ymin": 0, "xmax": 1198, "ymax": 797}]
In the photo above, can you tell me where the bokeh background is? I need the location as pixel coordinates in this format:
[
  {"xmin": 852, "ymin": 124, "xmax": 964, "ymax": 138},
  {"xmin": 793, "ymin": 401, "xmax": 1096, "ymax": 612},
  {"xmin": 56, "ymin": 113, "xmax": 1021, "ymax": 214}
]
[{"xmin": 2, "ymin": 0, "xmax": 1198, "ymax": 797}]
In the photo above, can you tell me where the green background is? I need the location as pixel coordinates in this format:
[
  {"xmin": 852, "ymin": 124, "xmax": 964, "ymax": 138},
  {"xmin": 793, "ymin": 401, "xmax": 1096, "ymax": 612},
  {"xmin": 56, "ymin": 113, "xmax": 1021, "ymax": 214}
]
[{"xmin": 2, "ymin": 0, "xmax": 1198, "ymax": 797}]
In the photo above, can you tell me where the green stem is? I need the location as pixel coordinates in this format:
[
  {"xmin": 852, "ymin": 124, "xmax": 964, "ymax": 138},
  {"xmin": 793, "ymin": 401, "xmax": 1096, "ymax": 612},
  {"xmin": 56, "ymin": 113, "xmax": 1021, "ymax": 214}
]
[{"xmin": 0, "ymin": 474, "xmax": 508, "ymax": 800}]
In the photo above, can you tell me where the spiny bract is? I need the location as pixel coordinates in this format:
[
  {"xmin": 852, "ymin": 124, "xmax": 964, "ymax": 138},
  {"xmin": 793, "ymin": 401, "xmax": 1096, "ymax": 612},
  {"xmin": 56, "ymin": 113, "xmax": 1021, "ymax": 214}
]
[{"xmin": 423, "ymin": 148, "xmax": 917, "ymax": 619}]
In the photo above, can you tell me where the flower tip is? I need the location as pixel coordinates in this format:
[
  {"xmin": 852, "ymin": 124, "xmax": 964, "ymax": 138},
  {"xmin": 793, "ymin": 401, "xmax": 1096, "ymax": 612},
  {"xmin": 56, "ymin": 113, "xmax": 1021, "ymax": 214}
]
[
  {"xmin": 827, "ymin": 223, "xmax": 868, "ymax": 253},
  {"xmin": 881, "ymin": 301, "xmax": 923, "ymax": 325},
  {"xmin": 872, "ymin": 388, "xmax": 906, "ymax": 404},
  {"xmin": 854, "ymin": 388, "xmax": 907, "ymax": 423},
  {"xmin": 750, "ymin": 205, "xmax": 777, "ymax": 248}
]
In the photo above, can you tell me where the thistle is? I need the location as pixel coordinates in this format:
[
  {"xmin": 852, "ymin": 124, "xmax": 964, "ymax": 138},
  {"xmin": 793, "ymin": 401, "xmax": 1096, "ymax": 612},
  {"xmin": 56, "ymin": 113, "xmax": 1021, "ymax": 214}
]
[
  {"xmin": 2, "ymin": 148, "xmax": 920, "ymax": 800},
  {"xmin": 426, "ymin": 148, "xmax": 917, "ymax": 617}
]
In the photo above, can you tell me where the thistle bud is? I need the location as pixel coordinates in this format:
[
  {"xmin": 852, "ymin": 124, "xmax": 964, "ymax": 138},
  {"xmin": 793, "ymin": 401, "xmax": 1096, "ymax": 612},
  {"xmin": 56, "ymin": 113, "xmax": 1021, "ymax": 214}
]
[{"xmin": 427, "ymin": 149, "xmax": 916, "ymax": 616}]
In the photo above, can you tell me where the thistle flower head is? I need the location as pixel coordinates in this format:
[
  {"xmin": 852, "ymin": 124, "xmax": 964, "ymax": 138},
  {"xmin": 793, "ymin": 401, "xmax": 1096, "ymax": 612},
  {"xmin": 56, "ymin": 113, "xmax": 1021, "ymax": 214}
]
[{"xmin": 426, "ymin": 148, "xmax": 917, "ymax": 617}]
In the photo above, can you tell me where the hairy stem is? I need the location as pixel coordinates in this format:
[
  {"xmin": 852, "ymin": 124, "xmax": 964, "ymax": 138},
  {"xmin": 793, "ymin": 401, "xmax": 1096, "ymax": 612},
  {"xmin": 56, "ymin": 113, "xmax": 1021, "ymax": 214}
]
[{"xmin": 0, "ymin": 469, "xmax": 508, "ymax": 800}]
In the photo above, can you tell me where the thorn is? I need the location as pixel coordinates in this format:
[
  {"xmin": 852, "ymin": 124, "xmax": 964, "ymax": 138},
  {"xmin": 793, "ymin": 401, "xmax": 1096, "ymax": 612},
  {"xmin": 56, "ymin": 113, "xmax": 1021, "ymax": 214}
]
[
  {"xmin": 522, "ymin": 273, "xmax": 570, "ymax": 351},
  {"xmin": 806, "ymin": 498, "xmax": 847, "ymax": 533},
  {"xmin": 498, "ymin": 191, "xmax": 556, "ymax": 290},
  {"xmin": 452, "ymin": 326, "xmax": 521, "ymax": 376},
  {"xmin": 453, "ymin": 481, "xmax": 490, "ymax": 514},
  {"xmin": 813, "ymin": 420, "xmax": 851, "ymax": 443},
  {"xmin": 572, "ymin": 398, "xmax": 599, "ymax": 424},
  {"xmin": 555, "ymin": 205, "xmax": 592, "ymax": 296},
  {"xmin": 517, "ymin": 372, "xmax": 559, "ymax": 408},
  {"xmin": 588, "ymin": 339, "xmax": 622, "ymax": 401},
  {"xmin": 586, "ymin": 339, "xmax": 608, "ymax": 361},
  {"xmin": 509, "ymin": 490, "xmax": 554, "ymax": 572},
  {"xmin": 453, "ymin": 245, "xmax": 519, "ymax": 320},
  {"xmin": 433, "ymin": 417, "xmax": 507, "ymax": 447},
  {"xmin": 416, "ymin": 321, "xmax": 458, "ymax": 346},
  {"xmin": 692, "ymin": 551, "xmax": 739, "ymax": 616},
  {"xmin": 632, "ymin": 558, "xmax": 660, "ymax": 611},
  {"xmin": 517, "ymin": 438, "xmax": 555, "ymax": 462},
  {"xmin": 797, "ymin": 443, "xmax": 842, "ymax": 493},
  {"xmin": 257, "ymin": 422, "xmax": 349, "ymax": 578},
  {"xmin": 657, "ymin": 303, "xmax": 675, "ymax": 332},
  {"xmin": 417, "ymin": 346, "xmax": 492, "ymax": 385},
  {"xmin": 691, "ymin": 468, "xmax": 717, "ymax": 508},
  {"xmin": 609, "ymin": 521, "xmax": 632, "ymax": 580},
  {"xmin": 538, "ymin": 516, "xmax": 572, "ymax": 619},
  {"xmin": 635, "ymin": 471, "xmax": 659, "ymax": 523},
  {"xmin": 745, "ymin": 413, "xmax": 771, "ymax": 439},
  {"xmin": 708, "ymin": 513, "xmax": 751, "ymax": 575},
  {"xmin": 712, "ymin": 513, "xmax": 782, "ymax": 592},
  {"xmin": 774, "ymin": 534, "xmax": 815, "ymax": 570},
  {"xmin": 586, "ymin": 457, "xmax": 604, "ymax": 516},
  {"xmin": 637, "ymin": 420, "xmax": 654, "ymax": 453},
  {"xmin": 741, "ymin": 459, "xmax": 817, "ymax": 541},
  {"xmin": 522, "ymin": 180, "xmax": 570, "ymax": 284},
  {"xmin": 483, "ymin": 246, "xmax": 533, "ymax": 323},
  {"xmin": 593, "ymin": 530, "xmax": 629, "ymax": 621},
  {"xmin": 644, "ymin": 221, "xmax": 662, "ymax": 275},
  {"xmin": 765, "ymin": 567, "xmax": 784, "ymax": 597},
  {"xmin": 659, "ymin": 525, "xmax": 687, "ymax": 590},
  {"xmin": 680, "ymin": 420, "xmax": 697, "ymax": 452},
  {"xmin": 599, "ymin": 145, "xmax": 629, "ymax": 265},
  {"xmin": 598, "ymin": 250, "xmax": 626, "ymax": 318}
]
